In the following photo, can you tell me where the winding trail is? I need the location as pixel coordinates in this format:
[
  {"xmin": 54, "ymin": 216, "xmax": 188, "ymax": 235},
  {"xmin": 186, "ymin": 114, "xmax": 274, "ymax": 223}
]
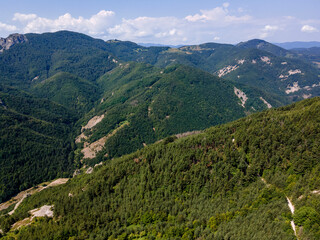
[
  {"xmin": 8, "ymin": 194, "xmax": 27, "ymax": 215},
  {"xmin": 260, "ymin": 178, "xmax": 297, "ymax": 239},
  {"xmin": 1, "ymin": 178, "xmax": 69, "ymax": 215},
  {"xmin": 286, "ymin": 197, "xmax": 297, "ymax": 237}
]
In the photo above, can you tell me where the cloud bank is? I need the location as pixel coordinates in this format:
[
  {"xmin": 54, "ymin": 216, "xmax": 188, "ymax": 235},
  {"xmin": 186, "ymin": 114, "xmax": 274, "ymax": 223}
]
[
  {"xmin": 0, "ymin": 3, "xmax": 318, "ymax": 44},
  {"xmin": 13, "ymin": 10, "xmax": 115, "ymax": 35},
  {"xmin": 0, "ymin": 22, "xmax": 17, "ymax": 31}
]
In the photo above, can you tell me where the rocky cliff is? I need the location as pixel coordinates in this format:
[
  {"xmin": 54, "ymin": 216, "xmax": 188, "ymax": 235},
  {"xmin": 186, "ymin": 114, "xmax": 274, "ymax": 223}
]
[{"xmin": 0, "ymin": 33, "xmax": 28, "ymax": 52}]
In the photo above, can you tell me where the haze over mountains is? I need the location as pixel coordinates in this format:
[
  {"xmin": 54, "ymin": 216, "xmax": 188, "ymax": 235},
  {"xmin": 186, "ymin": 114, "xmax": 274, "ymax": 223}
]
[
  {"xmin": 274, "ymin": 41, "xmax": 320, "ymax": 50},
  {"xmin": 0, "ymin": 30, "xmax": 319, "ymax": 239}
]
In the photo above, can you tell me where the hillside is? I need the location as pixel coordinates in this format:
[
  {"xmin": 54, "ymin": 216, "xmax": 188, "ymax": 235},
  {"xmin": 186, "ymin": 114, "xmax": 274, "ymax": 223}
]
[
  {"xmin": 31, "ymin": 72, "xmax": 100, "ymax": 114},
  {"xmin": 1, "ymin": 97, "xmax": 319, "ymax": 239},
  {"xmin": 0, "ymin": 31, "xmax": 292, "ymax": 204},
  {"xmin": 0, "ymin": 85, "xmax": 77, "ymax": 203},
  {"xmin": 0, "ymin": 31, "xmax": 117, "ymax": 88},
  {"xmin": 1, "ymin": 31, "xmax": 319, "ymax": 100},
  {"xmin": 76, "ymin": 62, "xmax": 286, "ymax": 163},
  {"xmin": 0, "ymin": 30, "xmax": 318, "ymax": 207},
  {"xmin": 237, "ymin": 39, "xmax": 294, "ymax": 58},
  {"xmin": 290, "ymin": 47, "xmax": 320, "ymax": 68},
  {"xmin": 275, "ymin": 41, "xmax": 320, "ymax": 49},
  {"xmin": 103, "ymin": 38, "xmax": 320, "ymax": 100}
]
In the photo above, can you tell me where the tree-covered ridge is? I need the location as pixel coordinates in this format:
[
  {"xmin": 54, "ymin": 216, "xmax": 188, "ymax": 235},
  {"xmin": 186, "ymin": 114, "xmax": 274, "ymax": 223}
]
[
  {"xmin": 291, "ymin": 47, "xmax": 320, "ymax": 68},
  {"xmin": 0, "ymin": 30, "xmax": 319, "ymax": 100},
  {"xmin": 103, "ymin": 37, "xmax": 320, "ymax": 99},
  {"xmin": 31, "ymin": 72, "xmax": 100, "ymax": 114},
  {"xmin": 0, "ymin": 85, "xmax": 77, "ymax": 203},
  {"xmin": 0, "ymin": 31, "xmax": 117, "ymax": 88},
  {"xmin": 78, "ymin": 62, "xmax": 284, "ymax": 163},
  {"xmin": 236, "ymin": 39, "xmax": 295, "ymax": 58},
  {"xmin": 2, "ymin": 97, "xmax": 319, "ymax": 239}
]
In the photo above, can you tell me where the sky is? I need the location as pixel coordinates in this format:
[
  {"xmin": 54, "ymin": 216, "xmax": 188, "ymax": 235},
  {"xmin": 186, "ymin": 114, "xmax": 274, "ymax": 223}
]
[{"xmin": 0, "ymin": 0, "xmax": 319, "ymax": 45}]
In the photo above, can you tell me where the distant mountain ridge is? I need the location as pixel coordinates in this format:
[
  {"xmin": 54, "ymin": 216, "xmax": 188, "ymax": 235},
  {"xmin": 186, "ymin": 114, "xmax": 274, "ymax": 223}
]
[
  {"xmin": 138, "ymin": 42, "xmax": 183, "ymax": 48},
  {"xmin": 236, "ymin": 39, "xmax": 294, "ymax": 57},
  {"xmin": 274, "ymin": 41, "xmax": 320, "ymax": 49}
]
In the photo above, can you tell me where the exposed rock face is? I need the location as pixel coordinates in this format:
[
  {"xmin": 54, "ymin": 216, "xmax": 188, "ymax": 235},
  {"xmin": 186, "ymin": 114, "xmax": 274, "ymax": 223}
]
[
  {"xmin": 86, "ymin": 167, "xmax": 93, "ymax": 174},
  {"xmin": 234, "ymin": 87, "xmax": 248, "ymax": 108},
  {"xmin": 0, "ymin": 33, "xmax": 28, "ymax": 52}
]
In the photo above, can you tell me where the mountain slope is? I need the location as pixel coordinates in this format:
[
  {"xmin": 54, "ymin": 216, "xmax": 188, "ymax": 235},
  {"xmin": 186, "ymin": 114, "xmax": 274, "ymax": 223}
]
[
  {"xmin": 31, "ymin": 72, "xmax": 100, "ymax": 114},
  {"xmin": 291, "ymin": 47, "xmax": 320, "ymax": 68},
  {"xmin": 1, "ymin": 31, "xmax": 319, "ymax": 100},
  {"xmin": 102, "ymin": 38, "xmax": 320, "ymax": 100},
  {"xmin": 0, "ymin": 31, "xmax": 117, "ymax": 89},
  {"xmin": 2, "ymin": 97, "xmax": 319, "ymax": 239},
  {"xmin": 236, "ymin": 39, "xmax": 295, "ymax": 57},
  {"xmin": 0, "ymin": 85, "xmax": 77, "ymax": 203},
  {"xmin": 275, "ymin": 41, "xmax": 320, "ymax": 49},
  {"xmin": 76, "ymin": 62, "xmax": 286, "ymax": 163},
  {"xmin": 0, "ymin": 31, "xmax": 291, "ymax": 204},
  {"xmin": 0, "ymin": 30, "xmax": 317, "ymax": 207}
]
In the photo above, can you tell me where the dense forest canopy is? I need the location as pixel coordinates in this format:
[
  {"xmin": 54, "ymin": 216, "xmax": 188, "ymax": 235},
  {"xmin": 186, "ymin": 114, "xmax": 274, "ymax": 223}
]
[{"xmin": 1, "ymin": 97, "xmax": 319, "ymax": 239}]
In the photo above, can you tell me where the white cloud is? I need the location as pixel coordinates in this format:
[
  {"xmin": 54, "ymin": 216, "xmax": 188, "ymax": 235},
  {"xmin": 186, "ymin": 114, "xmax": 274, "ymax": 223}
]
[
  {"xmin": 13, "ymin": 13, "xmax": 37, "ymax": 22},
  {"xmin": 0, "ymin": 22, "xmax": 17, "ymax": 31},
  {"xmin": 258, "ymin": 25, "xmax": 279, "ymax": 38},
  {"xmin": 301, "ymin": 25, "xmax": 318, "ymax": 33},
  {"xmin": 263, "ymin": 25, "xmax": 279, "ymax": 31},
  {"xmin": 108, "ymin": 16, "xmax": 184, "ymax": 42},
  {"xmin": 17, "ymin": 10, "xmax": 115, "ymax": 35},
  {"xmin": 185, "ymin": 4, "xmax": 251, "ymax": 24}
]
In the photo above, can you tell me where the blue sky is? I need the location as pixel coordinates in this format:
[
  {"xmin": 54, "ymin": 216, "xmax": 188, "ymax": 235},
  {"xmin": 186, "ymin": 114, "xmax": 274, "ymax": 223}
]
[{"xmin": 0, "ymin": 0, "xmax": 319, "ymax": 44}]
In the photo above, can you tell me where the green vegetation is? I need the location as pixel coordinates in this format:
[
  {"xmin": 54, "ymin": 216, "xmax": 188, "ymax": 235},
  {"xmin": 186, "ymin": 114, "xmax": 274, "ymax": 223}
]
[
  {"xmin": 31, "ymin": 72, "xmax": 100, "ymax": 114},
  {"xmin": 0, "ymin": 31, "xmax": 116, "ymax": 88},
  {"xmin": 0, "ymin": 31, "xmax": 319, "ymax": 239},
  {"xmin": 0, "ymin": 85, "xmax": 77, "ymax": 202},
  {"xmin": 1, "ymin": 32, "xmax": 288, "ymax": 202},
  {"xmin": 81, "ymin": 62, "xmax": 283, "ymax": 161},
  {"xmin": 236, "ymin": 39, "xmax": 294, "ymax": 57},
  {"xmin": 103, "ymin": 38, "xmax": 320, "ymax": 99},
  {"xmin": 1, "ymin": 97, "xmax": 319, "ymax": 239},
  {"xmin": 291, "ymin": 47, "xmax": 320, "ymax": 67}
]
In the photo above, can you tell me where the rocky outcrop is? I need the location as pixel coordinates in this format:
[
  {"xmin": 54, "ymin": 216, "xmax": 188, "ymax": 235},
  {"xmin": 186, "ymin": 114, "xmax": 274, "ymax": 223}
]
[{"xmin": 0, "ymin": 33, "xmax": 28, "ymax": 52}]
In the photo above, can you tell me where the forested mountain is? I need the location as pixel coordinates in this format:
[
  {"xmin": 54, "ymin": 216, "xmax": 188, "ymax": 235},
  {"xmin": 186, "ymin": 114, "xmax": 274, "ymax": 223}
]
[
  {"xmin": 274, "ymin": 41, "xmax": 320, "ymax": 49},
  {"xmin": 0, "ymin": 31, "xmax": 291, "ymax": 203},
  {"xmin": 290, "ymin": 47, "xmax": 320, "ymax": 68},
  {"xmin": 236, "ymin": 39, "xmax": 294, "ymax": 57},
  {"xmin": 1, "ymin": 97, "xmax": 319, "ymax": 239},
  {"xmin": 0, "ymin": 85, "xmax": 77, "ymax": 203},
  {"xmin": 77, "ymin": 62, "xmax": 287, "ymax": 163},
  {"xmin": 1, "ymin": 31, "xmax": 319, "ymax": 100},
  {"xmin": 0, "ymin": 31, "xmax": 117, "ymax": 88},
  {"xmin": 30, "ymin": 72, "xmax": 100, "ymax": 114},
  {"xmin": 105, "ymin": 39, "xmax": 320, "ymax": 100},
  {"xmin": 0, "ymin": 31, "xmax": 319, "ymax": 238}
]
